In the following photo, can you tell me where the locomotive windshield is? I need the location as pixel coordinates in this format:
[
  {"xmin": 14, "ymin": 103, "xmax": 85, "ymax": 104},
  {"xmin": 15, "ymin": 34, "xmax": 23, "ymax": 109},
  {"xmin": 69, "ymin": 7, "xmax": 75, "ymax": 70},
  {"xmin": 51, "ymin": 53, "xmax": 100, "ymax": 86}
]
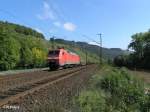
[{"xmin": 48, "ymin": 50, "xmax": 60, "ymax": 56}]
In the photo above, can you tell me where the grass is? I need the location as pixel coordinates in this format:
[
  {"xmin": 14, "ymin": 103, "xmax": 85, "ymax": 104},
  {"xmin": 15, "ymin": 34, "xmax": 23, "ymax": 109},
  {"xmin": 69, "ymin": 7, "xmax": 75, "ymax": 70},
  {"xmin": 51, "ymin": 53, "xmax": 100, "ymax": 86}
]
[
  {"xmin": 130, "ymin": 70, "xmax": 150, "ymax": 83},
  {"xmin": 129, "ymin": 70, "xmax": 150, "ymax": 88},
  {"xmin": 74, "ymin": 65, "xmax": 150, "ymax": 112},
  {"xmin": 0, "ymin": 67, "xmax": 48, "ymax": 76}
]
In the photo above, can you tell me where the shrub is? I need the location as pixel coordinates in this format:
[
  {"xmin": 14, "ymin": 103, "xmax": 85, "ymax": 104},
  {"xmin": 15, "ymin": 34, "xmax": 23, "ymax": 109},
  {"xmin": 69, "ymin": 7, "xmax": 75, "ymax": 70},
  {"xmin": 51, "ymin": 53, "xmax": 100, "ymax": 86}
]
[
  {"xmin": 140, "ymin": 93, "xmax": 150, "ymax": 112},
  {"xmin": 76, "ymin": 90, "xmax": 106, "ymax": 112},
  {"xmin": 75, "ymin": 67, "xmax": 149, "ymax": 112},
  {"xmin": 100, "ymin": 68, "xmax": 145, "ymax": 111}
]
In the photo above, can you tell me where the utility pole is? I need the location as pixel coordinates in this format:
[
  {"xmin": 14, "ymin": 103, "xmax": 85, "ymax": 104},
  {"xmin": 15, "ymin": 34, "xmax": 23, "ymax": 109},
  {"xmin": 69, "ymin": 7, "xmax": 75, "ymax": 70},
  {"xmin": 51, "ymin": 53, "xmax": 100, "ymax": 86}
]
[
  {"xmin": 82, "ymin": 35, "xmax": 88, "ymax": 65},
  {"xmin": 97, "ymin": 33, "xmax": 102, "ymax": 65},
  {"xmin": 85, "ymin": 46, "xmax": 88, "ymax": 65},
  {"xmin": 51, "ymin": 36, "xmax": 55, "ymax": 49}
]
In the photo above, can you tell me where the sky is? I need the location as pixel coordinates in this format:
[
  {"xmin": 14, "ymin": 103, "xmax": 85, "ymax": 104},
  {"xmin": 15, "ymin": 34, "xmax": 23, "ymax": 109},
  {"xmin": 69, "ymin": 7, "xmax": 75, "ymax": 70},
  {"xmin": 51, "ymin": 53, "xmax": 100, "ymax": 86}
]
[{"xmin": 0, "ymin": 0, "xmax": 150, "ymax": 49}]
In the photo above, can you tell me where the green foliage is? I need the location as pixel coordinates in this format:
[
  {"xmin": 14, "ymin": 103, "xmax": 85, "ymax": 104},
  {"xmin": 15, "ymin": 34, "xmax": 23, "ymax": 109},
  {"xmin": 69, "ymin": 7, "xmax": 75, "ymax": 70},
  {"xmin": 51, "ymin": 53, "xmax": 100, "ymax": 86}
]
[
  {"xmin": 75, "ymin": 91, "xmax": 105, "ymax": 112},
  {"xmin": 75, "ymin": 67, "xmax": 149, "ymax": 112},
  {"xmin": 32, "ymin": 47, "xmax": 46, "ymax": 67},
  {"xmin": 17, "ymin": 37, "xmax": 48, "ymax": 68},
  {"xmin": 100, "ymin": 68, "xmax": 145, "ymax": 111},
  {"xmin": 140, "ymin": 94, "xmax": 150, "ymax": 112},
  {"xmin": 18, "ymin": 38, "xmax": 33, "ymax": 68},
  {"xmin": 54, "ymin": 39, "xmax": 126, "ymax": 60},
  {"xmin": 129, "ymin": 31, "xmax": 150, "ymax": 69},
  {"xmin": 114, "ymin": 29, "xmax": 150, "ymax": 69},
  {"xmin": 0, "ymin": 28, "xmax": 20, "ymax": 70},
  {"xmin": 0, "ymin": 20, "xmax": 99, "ymax": 71},
  {"xmin": 0, "ymin": 21, "xmax": 47, "ymax": 70},
  {"xmin": 113, "ymin": 55, "xmax": 127, "ymax": 67},
  {"xmin": 0, "ymin": 21, "xmax": 44, "ymax": 39}
]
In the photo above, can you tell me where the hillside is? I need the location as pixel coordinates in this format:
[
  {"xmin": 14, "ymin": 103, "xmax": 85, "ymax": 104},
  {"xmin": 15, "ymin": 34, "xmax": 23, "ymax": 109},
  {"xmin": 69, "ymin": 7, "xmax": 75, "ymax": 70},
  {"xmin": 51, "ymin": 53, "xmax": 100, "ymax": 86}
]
[
  {"xmin": 54, "ymin": 39, "xmax": 127, "ymax": 59},
  {"xmin": 0, "ymin": 21, "xmax": 45, "ymax": 39},
  {"xmin": 0, "ymin": 20, "xmax": 127, "ymax": 71},
  {"xmin": 0, "ymin": 21, "xmax": 98, "ymax": 71}
]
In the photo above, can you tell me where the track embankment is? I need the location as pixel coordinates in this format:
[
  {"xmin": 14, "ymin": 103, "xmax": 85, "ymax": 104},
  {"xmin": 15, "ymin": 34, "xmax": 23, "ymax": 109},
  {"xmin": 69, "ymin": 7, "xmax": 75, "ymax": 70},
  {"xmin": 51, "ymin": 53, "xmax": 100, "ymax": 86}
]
[{"xmin": 0, "ymin": 64, "xmax": 98, "ymax": 112}]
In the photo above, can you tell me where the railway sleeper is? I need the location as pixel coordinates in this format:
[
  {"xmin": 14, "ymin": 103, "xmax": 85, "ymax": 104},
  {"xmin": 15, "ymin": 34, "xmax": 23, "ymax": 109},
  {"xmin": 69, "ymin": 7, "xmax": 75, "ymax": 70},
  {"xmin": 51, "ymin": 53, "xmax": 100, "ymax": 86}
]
[
  {"xmin": 0, "ymin": 94, "xmax": 9, "ymax": 99},
  {"xmin": 0, "ymin": 66, "xmax": 88, "ymax": 107}
]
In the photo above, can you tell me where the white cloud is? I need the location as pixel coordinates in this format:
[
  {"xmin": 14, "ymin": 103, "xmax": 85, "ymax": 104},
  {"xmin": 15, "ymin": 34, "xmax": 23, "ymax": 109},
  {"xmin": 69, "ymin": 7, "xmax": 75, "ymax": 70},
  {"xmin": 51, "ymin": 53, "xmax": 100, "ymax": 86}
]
[
  {"xmin": 53, "ymin": 21, "xmax": 61, "ymax": 27},
  {"xmin": 63, "ymin": 22, "xmax": 76, "ymax": 31},
  {"xmin": 37, "ymin": 1, "xmax": 55, "ymax": 20},
  {"xmin": 37, "ymin": 2, "xmax": 77, "ymax": 32}
]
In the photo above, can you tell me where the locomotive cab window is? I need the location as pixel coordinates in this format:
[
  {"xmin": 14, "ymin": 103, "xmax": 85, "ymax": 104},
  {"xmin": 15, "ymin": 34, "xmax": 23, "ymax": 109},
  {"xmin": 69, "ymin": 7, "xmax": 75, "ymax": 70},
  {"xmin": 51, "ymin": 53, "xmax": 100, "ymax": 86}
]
[{"xmin": 48, "ymin": 50, "xmax": 60, "ymax": 56}]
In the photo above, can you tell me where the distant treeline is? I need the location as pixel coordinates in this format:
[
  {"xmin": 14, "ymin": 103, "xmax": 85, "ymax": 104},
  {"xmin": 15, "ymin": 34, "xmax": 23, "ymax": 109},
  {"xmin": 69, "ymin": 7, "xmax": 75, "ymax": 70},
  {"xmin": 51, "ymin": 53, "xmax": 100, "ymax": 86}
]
[
  {"xmin": 54, "ymin": 38, "xmax": 126, "ymax": 59},
  {"xmin": 0, "ymin": 21, "xmax": 49, "ymax": 71},
  {"xmin": 114, "ymin": 30, "xmax": 150, "ymax": 69}
]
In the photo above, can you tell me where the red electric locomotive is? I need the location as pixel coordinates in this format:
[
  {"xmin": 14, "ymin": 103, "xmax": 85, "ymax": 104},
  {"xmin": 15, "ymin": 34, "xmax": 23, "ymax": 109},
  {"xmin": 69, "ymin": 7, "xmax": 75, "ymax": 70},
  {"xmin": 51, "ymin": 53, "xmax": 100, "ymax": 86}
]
[{"xmin": 47, "ymin": 48, "xmax": 80, "ymax": 70}]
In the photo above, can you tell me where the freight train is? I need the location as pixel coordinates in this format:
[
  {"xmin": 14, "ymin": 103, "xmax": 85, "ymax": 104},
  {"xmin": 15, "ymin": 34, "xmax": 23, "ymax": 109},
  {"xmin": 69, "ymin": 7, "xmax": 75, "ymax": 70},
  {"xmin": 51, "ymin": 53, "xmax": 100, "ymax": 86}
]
[{"xmin": 47, "ymin": 48, "xmax": 80, "ymax": 70}]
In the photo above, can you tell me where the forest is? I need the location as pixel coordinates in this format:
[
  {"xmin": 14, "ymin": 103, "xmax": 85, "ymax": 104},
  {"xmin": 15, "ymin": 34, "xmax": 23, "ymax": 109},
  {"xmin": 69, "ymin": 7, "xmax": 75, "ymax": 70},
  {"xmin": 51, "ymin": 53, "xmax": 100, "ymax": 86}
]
[
  {"xmin": 0, "ymin": 21, "xmax": 48, "ymax": 70},
  {"xmin": 0, "ymin": 21, "xmax": 99, "ymax": 71},
  {"xmin": 114, "ymin": 30, "xmax": 150, "ymax": 69}
]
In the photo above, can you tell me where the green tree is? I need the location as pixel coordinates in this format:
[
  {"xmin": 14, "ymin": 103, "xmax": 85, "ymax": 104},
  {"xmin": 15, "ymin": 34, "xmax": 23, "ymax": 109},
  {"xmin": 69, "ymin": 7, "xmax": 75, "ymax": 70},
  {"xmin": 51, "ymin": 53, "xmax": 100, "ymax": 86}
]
[
  {"xmin": 16, "ymin": 37, "xmax": 34, "ymax": 68},
  {"xmin": 0, "ymin": 29, "xmax": 20, "ymax": 70},
  {"xmin": 128, "ymin": 31, "xmax": 150, "ymax": 69},
  {"xmin": 114, "ymin": 30, "xmax": 150, "ymax": 69},
  {"xmin": 32, "ymin": 47, "xmax": 46, "ymax": 67},
  {"xmin": 128, "ymin": 33, "xmax": 145, "ymax": 59}
]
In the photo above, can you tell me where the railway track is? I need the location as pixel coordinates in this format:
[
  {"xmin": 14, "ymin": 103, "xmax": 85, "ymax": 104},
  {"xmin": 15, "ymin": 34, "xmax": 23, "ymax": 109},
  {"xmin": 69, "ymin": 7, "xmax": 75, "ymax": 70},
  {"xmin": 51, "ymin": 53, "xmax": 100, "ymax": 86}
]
[
  {"xmin": 0, "ymin": 65, "xmax": 89, "ymax": 107},
  {"xmin": 0, "ymin": 67, "xmax": 83, "ymax": 92},
  {"xmin": 0, "ymin": 67, "xmax": 69, "ymax": 82}
]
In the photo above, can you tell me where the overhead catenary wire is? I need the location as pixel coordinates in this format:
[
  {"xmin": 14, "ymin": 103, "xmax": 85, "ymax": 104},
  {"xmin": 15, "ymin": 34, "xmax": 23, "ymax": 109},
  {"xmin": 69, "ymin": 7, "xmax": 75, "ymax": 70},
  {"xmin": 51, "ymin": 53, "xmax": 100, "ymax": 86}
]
[
  {"xmin": 82, "ymin": 34, "xmax": 103, "ymax": 65},
  {"xmin": 97, "ymin": 33, "xmax": 103, "ymax": 65},
  {"xmin": 42, "ymin": 0, "xmax": 103, "ymax": 65},
  {"xmin": 82, "ymin": 35, "xmax": 100, "ymax": 45},
  {"xmin": 45, "ymin": 0, "xmax": 68, "ymax": 22},
  {"xmin": 0, "ymin": 1, "xmax": 102, "ymax": 64}
]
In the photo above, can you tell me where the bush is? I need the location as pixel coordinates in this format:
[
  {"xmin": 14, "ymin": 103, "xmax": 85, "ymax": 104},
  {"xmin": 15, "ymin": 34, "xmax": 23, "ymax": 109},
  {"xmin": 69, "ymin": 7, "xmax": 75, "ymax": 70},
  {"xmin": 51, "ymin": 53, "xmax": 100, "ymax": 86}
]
[
  {"xmin": 140, "ymin": 93, "xmax": 150, "ymax": 112},
  {"xmin": 75, "ymin": 67, "xmax": 149, "ymax": 112},
  {"xmin": 100, "ymin": 68, "xmax": 145, "ymax": 111},
  {"xmin": 75, "ymin": 90, "xmax": 106, "ymax": 112}
]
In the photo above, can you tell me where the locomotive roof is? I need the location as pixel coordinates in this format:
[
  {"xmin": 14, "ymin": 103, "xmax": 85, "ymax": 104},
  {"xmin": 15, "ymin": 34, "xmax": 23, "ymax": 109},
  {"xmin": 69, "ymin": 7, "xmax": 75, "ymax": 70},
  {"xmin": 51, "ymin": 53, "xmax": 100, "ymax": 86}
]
[
  {"xmin": 67, "ymin": 51, "xmax": 78, "ymax": 56},
  {"xmin": 63, "ymin": 49, "xmax": 78, "ymax": 56},
  {"xmin": 49, "ymin": 48, "xmax": 79, "ymax": 56}
]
